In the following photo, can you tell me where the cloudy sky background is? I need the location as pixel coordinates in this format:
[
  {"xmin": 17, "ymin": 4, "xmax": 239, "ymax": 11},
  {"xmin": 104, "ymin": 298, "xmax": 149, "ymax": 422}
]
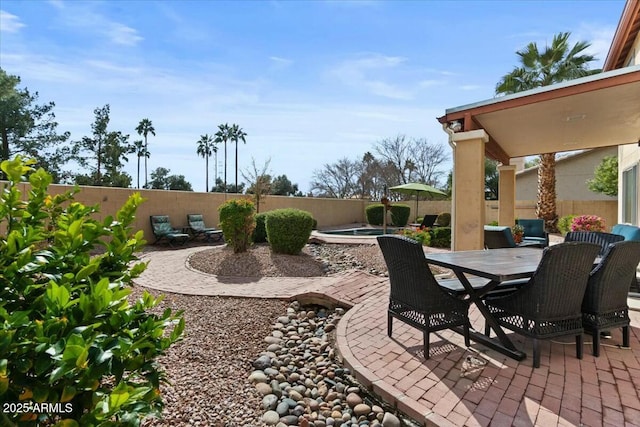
[{"xmin": 0, "ymin": 0, "xmax": 625, "ymax": 192}]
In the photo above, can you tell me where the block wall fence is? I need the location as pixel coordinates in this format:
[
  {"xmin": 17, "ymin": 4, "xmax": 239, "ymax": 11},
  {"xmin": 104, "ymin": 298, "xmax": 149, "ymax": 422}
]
[{"xmin": 2, "ymin": 182, "xmax": 618, "ymax": 241}]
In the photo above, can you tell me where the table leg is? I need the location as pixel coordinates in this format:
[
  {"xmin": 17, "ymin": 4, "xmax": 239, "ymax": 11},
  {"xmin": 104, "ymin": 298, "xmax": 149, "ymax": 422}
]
[{"xmin": 453, "ymin": 270, "xmax": 526, "ymax": 361}]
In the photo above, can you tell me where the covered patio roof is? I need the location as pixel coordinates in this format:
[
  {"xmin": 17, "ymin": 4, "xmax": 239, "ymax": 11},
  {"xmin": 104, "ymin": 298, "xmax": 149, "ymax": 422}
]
[{"xmin": 437, "ymin": 65, "xmax": 640, "ymax": 165}]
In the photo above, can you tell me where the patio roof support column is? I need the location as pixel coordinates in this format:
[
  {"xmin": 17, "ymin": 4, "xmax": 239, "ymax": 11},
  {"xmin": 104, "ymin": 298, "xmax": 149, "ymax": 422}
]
[
  {"xmin": 451, "ymin": 130, "xmax": 488, "ymax": 251},
  {"xmin": 498, "ymin": 165, "xmax": 517, "ymax": 226}
]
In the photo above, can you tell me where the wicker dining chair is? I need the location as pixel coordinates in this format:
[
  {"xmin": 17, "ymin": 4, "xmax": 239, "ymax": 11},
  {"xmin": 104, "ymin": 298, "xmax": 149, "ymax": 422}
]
[
  {"xmin": 564, "ymin": 231, "xmax": 625, "ymax": 256},
  {"xmin": 582, "ymin": 240, "xmax": 640, "ymax": 356},
  {"xmin": 376, "ymin": 235, "xmax": 471, "ymax": 359},
  {"xmin": 484, "ymin": 242, "xmax": 601, "ymax": 368}
]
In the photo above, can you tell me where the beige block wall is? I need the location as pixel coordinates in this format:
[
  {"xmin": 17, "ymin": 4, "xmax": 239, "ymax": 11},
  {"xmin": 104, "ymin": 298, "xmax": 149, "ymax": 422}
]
[{"xmin": 516, "ymin": 147, "xmax": 618, "ymax": 201}]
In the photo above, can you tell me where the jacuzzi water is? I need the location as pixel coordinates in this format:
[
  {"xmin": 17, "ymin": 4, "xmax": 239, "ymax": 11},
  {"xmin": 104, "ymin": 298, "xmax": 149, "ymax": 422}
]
[{"xmin": 318, "ymin": 227, "xmax": 402, "ymax": 236}]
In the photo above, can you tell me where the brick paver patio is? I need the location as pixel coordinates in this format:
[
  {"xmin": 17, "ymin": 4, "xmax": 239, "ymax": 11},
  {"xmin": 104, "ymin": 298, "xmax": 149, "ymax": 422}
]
[{"xmin": 135, "ymin": 243, "xmax": 640, "ymax": 427}]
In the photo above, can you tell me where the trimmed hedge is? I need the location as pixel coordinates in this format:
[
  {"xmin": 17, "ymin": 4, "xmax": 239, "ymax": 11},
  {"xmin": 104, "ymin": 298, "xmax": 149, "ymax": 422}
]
[
  {"xmin": 218, "ymin": 198, "xmax": 256, "ymax": 253},
  {"xmin": 365, "ymin": 204, "xmax": 385, "ymax": 226},
  {"xmin": 253, "ymin": 212, "xmax": 268, "ymax": 243},
  {"xmin": 436, "ymin": 212, "xmax": 451, "ymax": 227},
  {"xmin": 390, "ymin": 204, "xmax": 410, "ymax": 227},
  {"xmin": 266, "ymin": 208, "xmax": 314, "ymax": 254},
  {"xmin": 430, "ymin": 227, "xmax": 451, "ymax": 248}
]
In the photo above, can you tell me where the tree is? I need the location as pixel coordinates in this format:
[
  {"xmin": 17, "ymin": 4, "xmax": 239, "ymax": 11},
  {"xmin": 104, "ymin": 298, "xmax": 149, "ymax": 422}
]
[
  {"xmin": 271, "ymin": 174, "xmax": 300, "ymax": 196},
  {"xmin": 211, "ymin": 177, "xmax": 245, "ymax": 194},
  {"xmin": 196, "ymin": 134, "xmax": 214, "ymax": 192},
  {"xmin": 148, "ymin": 167, "xmax": 193, "ymax": 191},
  {"xmin": 587, "ymin": 155, "xmax": 618, "ymax": 196},
  {"xmin": 214, "ymin": 123, "xmax": 231, "ymax": 192},
  {"xmin": 310, "ymin": 157, "xmax": 359, "ymax": 198},
  {"xmin": 230, "ymin": 123, "xmax": 247, "ymax": 193},
  {"xmin": 496, "ymin": 32, "xmax": 600, "ymax": 232},
  {"xmin": 75, "ymin": 105, "xmax": 110, "ymax": 185},
  {"xmin": 133, "ymin": 139, "xmax": 149, "ymax": 189},
  {"xmin": 135, "ymin": 118, "xmax": 155, "ymax": 188},
  {"xmin": 0, "ymin": 68, "xmax": 71, "ymax": 181},
  {"xmin": 485, "ymin": 159, "xmax": 499, "ymax": 200},
  {"xmin": 242, "ymin": 157, "xmax": 271, "ymax": 212}
]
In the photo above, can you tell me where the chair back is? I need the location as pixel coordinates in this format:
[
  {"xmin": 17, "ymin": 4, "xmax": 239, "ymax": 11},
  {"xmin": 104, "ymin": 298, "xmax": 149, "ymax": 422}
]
[
  {"xmin": 517, "ymin": 242, "xmax": 600, "ymax": 319},
  {"xmin": 516, "ymin": 219, "xmax": 545, "ymax": 238},
  {"xmin": 583, "ymin": 241, "xmax": 640, "ymax": 313},
  {"xmin": 564, "ymin": 231, "xmax": 624, "ymax": 256},
  {"xmin": 150, "ymin": 215, "xmax": 173, "ymax": 236},
  {"xmin": 611, "ymin": 223, "xmax": 640, "ymax": 242},
  {"xmin": 484, "ymin": 226, "xmax": 516, "ymax": 249},
  {"xmin": 420, "ymin": 215, "xmax": 439, "ymax": 228},
  {"xmin": 377, "ymin": 235, "xmax": 452, "ymax": 309},
  {"xmin": 187, "ymin": 214, "xmax": 206, "ymax": 231}
]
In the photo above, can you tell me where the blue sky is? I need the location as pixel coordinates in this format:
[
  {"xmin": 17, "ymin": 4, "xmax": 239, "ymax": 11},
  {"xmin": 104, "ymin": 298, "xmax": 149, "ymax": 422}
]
[{"xmin": 0, "ymin": 0, "xmax": 625, "ymax": 193}]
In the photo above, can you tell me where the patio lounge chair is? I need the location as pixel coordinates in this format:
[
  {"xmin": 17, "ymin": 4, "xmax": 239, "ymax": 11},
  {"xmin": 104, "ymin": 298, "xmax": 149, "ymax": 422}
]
[
  {"xmin": 484, "ymin": 225, "xmax": 541, "ymax": 249},
  {"xmin": 150, "ymin": 215, "xmax": 190, "ymax": 246},
  {"xmin": 376, "ymin": 235, "xmax": 473, "ymax": 359},
  {"xmin": 516, "ymin": 219, "xmax": 549, "ymax": 248},
  {"xmin": 582, "ymin": 241, "xmax": 640, "ymax": 356},
  {"xmin": 420, "ymin": 214, "xmax": 439, "ymax": 228},
  {"xmin": 484, "ymin": 242, "xmax": 600, "ymax": 368},
  {"xmin": 187, "ymin": 214, "xmax": 223, "ymax": 242},
  {"xmin": 564, "ymin": 231, "xmax": 624, "ymax": 256}
]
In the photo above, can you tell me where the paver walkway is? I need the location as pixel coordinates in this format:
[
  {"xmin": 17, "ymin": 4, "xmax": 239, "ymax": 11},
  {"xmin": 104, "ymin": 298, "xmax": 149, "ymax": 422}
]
[{"xmin": 135, "ymin": 244, "xmax": 640, "ymax": 427}]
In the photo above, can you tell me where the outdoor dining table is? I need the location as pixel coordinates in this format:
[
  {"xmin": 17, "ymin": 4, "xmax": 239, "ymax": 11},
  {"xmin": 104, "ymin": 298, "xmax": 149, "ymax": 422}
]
[{"xmin": 424, "ymin": 247, "xmax": 545, "ymax": 361}]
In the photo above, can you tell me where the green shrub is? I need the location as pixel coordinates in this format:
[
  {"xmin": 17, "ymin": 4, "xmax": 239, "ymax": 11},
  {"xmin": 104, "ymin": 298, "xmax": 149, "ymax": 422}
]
[
  {"xmin": 0, "ymin": 156, "xmax": 184, "ymax": 426},
  {"xmin": 218, "ymin": 198, "xmax": 256, "ymax": 253},
  {"xmin": 397, "ymin": 227, "xmax": 431, "ymax": 246},
  {"xmin": 430, "ymin": 227, "xmax": 452, "ymax": 248},
  {"xmin": 311, "ymin": 217, "xmax": 318, "ymax": 230},
  {"xmin": 365, "ymin": 204, "xmax": 385, "ymax": 226},
  {"xmin": 488, "ymin": 220, "xmax": 499, "ymax": 226},
  {"xmin": 558, "ymin": 214, "xmax": 577, "ymax": 235},
  {"xmin": 266, "ymin": 208, "xmax": 314, "ymax": 255},
  {"xmin": 390, "ymin": 204, "xmax": 411, "ymax": 227},
  {"xmin": 436, "ymin": 212, "xmax": 451, "ymax": 227},
  {"xmin": 253, "ymin": 212, "xmax": 268, "ymax": 243}
]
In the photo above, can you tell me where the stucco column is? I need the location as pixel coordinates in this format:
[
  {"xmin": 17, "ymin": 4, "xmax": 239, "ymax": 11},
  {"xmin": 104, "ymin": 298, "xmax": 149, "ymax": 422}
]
[
  {"xmin": 498, "ymin": 165, "xmax": 517, "ymax": 226},
  {"xmin": 451, "ymin": 130, "xmax": 488, "ymax": 251}
]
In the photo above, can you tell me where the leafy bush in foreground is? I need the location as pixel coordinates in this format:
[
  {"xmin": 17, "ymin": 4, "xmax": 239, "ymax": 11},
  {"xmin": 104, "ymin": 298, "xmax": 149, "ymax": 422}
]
[
  {"xmin": 0, "ymin": 156, "xmax": 184, "ymax": 426},
  {"xmin": 266, "ymin": 208, "xmax": 314, "ymax": 255},
  {"xmin": 558, "ymin": 214, "xmax": 577, "ymax": 235},
  {"xmin": 218, "ymin": 198, "xmax": 256, "ymax": 253},
  {"xmin": 430, "ymin": 227, "xmax": 452, "ymax": 248}
]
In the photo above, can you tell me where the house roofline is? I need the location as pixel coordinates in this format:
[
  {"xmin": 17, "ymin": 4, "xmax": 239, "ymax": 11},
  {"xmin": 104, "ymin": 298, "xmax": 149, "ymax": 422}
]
[{"xmin": 604, "ymin": 0, "xmax": 640, "ymax": 71}]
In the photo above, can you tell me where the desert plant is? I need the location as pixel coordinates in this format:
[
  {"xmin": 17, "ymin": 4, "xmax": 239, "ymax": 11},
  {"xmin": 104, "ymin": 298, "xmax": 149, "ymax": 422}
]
[
  {"xmin": 512, "ymin": 224, "xmax": 525, "ymax": 244},
  {"xmin": 430, "ymin": 227, "xmax": 451, "ymax": 248},
  {"xmin": 398, "ymin": 226, "xmax": 432, "ymax": 246},
  {"xmin": 558, "ymin": 214, "xmax": 577, "ymax": 235},
  {"xmin": 252, "ymin": 212, "xmax": 268, "ymax": 243},
  {"xmin": 436, "ymin": 212, "xmax": 451, "ymax": 227},
  {"xmin": 218, "ymin": 198, "xmax": 256, "ymax": 253},
  {"xmin": 390, "ymin": 204, "xmax": 410, "ymax": 227},
  {"xmin": 571, "ymin": 214, "xmax": 605, "ymax": 232},
  {"xmin": 365, "ymin": 204, "xmax": 385, "ymax": 226},
  {"xmin": 0, "ymin": 156, "xmax": 184, "ymax": 426},
  {"xmin": 266, "ymin": 208, "xmax": 314, "ymax": 255}
]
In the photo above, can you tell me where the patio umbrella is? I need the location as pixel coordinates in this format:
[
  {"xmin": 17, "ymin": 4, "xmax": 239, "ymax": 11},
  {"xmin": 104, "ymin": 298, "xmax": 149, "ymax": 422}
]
[{"xmin": 389, "ymin": 182, "xmax": 447, "ymax": 219}]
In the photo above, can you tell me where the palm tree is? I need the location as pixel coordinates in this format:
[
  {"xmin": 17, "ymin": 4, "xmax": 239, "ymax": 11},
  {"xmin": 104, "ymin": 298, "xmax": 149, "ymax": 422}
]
[
  {"xmin": 496, "ymin": 32, "xmax": 599, "ymax": 232},
  {"xmin": 196, "ymin": 134, "xmax": 214, "ymax": 192},
  {"xmin": 133, "ymin": 139, "xmax": 149, "ymax": 189},
  {"xmin": 229, "ymin": 124, "xmax": 247, "ymax": 193},
  {"xmin": 135, "ymin": 118, "xmax": 155, "ymax": 188},
  {"xmin": 214, "ymin": 123, "xmax": 231, "ymax": 192}
]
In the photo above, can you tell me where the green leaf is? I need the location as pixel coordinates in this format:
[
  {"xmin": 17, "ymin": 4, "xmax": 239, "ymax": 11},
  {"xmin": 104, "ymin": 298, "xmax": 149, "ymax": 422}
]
[{"xmin": 109, "ymin": 383, "xmax": 130, "ymax": 410}]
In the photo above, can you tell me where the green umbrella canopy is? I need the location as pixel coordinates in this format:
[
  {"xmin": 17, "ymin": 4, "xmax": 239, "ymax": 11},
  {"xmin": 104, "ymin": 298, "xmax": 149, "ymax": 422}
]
[{"xmin": 389, "ymin": 182, "xmax": 447, "ymax": 219}]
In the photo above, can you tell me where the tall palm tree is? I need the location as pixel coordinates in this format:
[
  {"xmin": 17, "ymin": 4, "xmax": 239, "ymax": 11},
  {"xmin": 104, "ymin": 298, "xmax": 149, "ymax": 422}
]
[
  {"xmin": 135, "ymin": 118, "xmax": 155, "ymax": 188},
  {"xmin": 133, "ymin": 139, "xmax": 149, "ymax": 189},
  {"xmin": 496, "ymin": 32, "xmax": 599, "ymax": 232},
  {"xmin": 196, "ymin": 134, "xmax": 214, "ymax": 192},
  {"xmin": 229, "ymin": 124, "xmax": 247, "ymax": 193},
  {"xmin": 214, "ymin": 123, "xmax": 231, "ymax": 192}
]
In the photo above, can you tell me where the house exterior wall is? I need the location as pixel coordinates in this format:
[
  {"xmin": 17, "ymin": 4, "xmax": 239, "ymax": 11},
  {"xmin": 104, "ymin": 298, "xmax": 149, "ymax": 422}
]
[{"xmin": 516, "ymin": 147, "xmax": 618, "ymax": 201}]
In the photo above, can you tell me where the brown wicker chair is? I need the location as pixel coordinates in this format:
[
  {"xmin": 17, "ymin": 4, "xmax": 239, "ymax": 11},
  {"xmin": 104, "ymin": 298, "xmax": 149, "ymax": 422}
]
[
  {"xmin": 564, "ymin": 231, "xmax": 624, "ymax": 256},
  {"xmin": 582, "ymin": 241, "xmax": 640, "ymax": 356},
  {"xmin": 484, "ymin": 242, "xmax": 600, "ymax": 368},
  {"xmin": 376, "ymin": 235, "xmax": 472, "ymax": 359}
]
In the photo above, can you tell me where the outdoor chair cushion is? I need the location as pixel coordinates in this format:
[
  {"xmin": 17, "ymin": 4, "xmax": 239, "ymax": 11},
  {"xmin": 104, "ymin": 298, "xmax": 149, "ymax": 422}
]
[
  {"xmin": 484, "ymin": 226, "xmax": 516, "ymax": 248},
  {"xmin": 420, "ymin": 215, "xmax": 439, "ymax": 228},
  {"xmin": 187, "ymin": 214, "xmax": 223, "ymax": 242},
  {"xmin": 611, "ymin": 223, "xmax": 640, "ymax": 242},
  {"xmin": 516, "ymin": 219, "xmax": 549, "ymax": 247},
  {"xmin": 150, "ymin": 215, "xmax": 190, "ymax": 246}
]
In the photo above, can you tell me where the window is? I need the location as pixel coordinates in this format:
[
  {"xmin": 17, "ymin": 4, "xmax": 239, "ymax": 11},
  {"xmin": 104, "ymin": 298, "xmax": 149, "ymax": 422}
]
[{"xmin": 622, "ymin": 164, "xmax": 638, "ymax": 224}]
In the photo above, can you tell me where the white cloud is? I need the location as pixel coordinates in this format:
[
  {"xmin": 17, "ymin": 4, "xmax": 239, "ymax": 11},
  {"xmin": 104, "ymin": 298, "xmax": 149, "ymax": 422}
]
[
  {"xmin": 108, "ymin": 23, "xmax": 143, "ymax": 46},
  {"xmin": 47, "ymin": 0, "xmax": 65, "ymax": 10},
  {"xmin": 0, "ymin": 10, "xmax": 26, "ymax": 33},
  {"xmin": 460, "ymin": 84, "xmax": 482, "ymax": 91},
  {"xmin": 269, "ymin": 56, "xmax": 293, "ymax": 69}
]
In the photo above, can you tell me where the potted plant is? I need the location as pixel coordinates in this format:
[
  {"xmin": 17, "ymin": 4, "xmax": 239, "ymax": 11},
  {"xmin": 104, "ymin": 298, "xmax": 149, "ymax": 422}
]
[{"xmin": 512, "ymin": 224, "xmax": 525, "ymax": 244}]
